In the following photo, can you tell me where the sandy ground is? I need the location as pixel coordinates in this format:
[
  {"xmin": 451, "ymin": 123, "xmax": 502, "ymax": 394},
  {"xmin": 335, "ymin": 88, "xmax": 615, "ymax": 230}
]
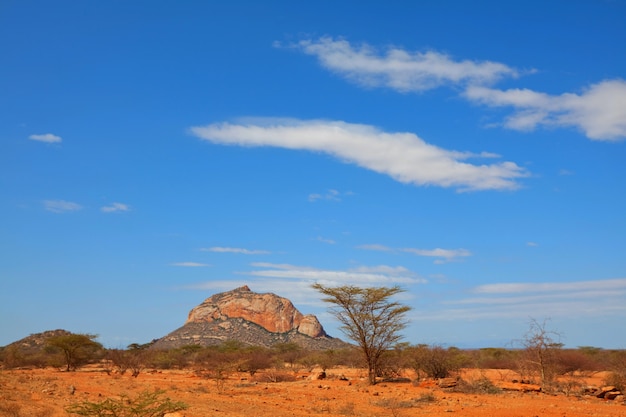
[{"xmin": 0, "ymin": 366, "xmax": 624, "ymax": 417}]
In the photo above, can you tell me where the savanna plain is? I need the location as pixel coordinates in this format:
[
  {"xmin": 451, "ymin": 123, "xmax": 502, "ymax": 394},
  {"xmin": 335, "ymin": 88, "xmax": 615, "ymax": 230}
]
[{"xmin": 1, "ymin": 343, "xmax": 625, "ymax": 417}]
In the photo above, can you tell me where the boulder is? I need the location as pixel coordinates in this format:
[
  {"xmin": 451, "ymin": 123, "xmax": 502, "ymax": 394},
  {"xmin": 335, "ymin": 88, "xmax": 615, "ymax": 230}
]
[
  {"xmin": 604, "ymin": 391, "xmax": 622, "ymax": 401},
  {"xmin": 309, "ymin": 371, "xmax": 327, "ymax": 380},
  {"xmin": 596, "ymin": 386, "xmax": 619, "ymax": 399},
  {"xmin": 297, "ymin": 315, "xmax": 325, "ymax": 338}
]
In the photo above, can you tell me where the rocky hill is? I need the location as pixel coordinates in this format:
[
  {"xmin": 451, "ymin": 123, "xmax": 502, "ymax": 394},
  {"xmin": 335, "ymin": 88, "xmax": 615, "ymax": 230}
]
[
  {"xmin": 151, "ymin": 286, "xmax": 348, "ymax": 350},
  {"xmin": 1, "ymin": 329, "xmax": 72, "ymax": 354}
]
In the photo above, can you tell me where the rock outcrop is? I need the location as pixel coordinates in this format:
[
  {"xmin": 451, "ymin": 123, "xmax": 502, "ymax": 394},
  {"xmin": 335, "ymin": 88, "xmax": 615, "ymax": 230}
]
[
  {"xmin": 186, "ymin": 285, "xmax": 326, "ymax": 338},
  {"xmin": 151, "ymin": 286, "xmax": 348, "ymax": 350}
]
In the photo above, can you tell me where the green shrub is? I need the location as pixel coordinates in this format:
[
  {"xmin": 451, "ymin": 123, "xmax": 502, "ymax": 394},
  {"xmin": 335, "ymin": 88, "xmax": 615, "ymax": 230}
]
[{"xmin": 66, "ymin": 390, "xmax": 187, "ymax": 417}]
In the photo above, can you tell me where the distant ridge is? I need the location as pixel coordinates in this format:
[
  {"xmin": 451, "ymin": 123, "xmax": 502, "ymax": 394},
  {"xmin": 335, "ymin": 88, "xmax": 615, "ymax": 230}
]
[{"xmin": 1, "ymin": 329, "xmax": 72, "ymax": 354}]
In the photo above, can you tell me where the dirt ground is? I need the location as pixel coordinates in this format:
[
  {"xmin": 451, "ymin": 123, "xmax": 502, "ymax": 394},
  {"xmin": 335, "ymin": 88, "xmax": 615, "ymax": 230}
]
[{"xmin": 1, "ymin": 366, "xmax": 624, "ymax": 417}]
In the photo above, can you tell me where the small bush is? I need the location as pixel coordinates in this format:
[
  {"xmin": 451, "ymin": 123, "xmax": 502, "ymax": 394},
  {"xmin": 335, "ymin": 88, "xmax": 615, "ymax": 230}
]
[
  {"xmin": 239, "ymin": 350, "xmax": 273, "ymax": 375},
  {"xmin": 555, "ymin": 378, "xmax": 584, "ymax": 396},
  {"xmin": 557, "ymin": 350, "xmax": 601, "ymax": 375},
  {"xmin": 414, "ymin": 392, "xmax": 437, "ymax": 403},
  {"xmin": 377, "ymin": 347, "xmax": 411, "ymax": 380},
  {"xmin": 66, "ymin": 389, "xmax": 187, "ymax": 417},
  {"xmin": 337, "ymin": 402, "xmax": 356, "ymax": 416},
  {"xmin": 473, "ymin": 348, "xmax": 519, "ymax": 370},
  {"xmin": 454, "ymin": 376, "xmax": 501, "ymax": 394},
  {"xmin": 28, "ymin": 408, "xmax": 54, "ymax": 417},
  {"xmin": 252, "ymin": 370, "xmax": 297, "ymax": 383},
  {"xmin": 374, "ymin": 397, "xmax": 415, "ymax": 410},
  {"xmin": 408, "ymin": 345, "xmax": 466, "ymax": 379},
  {"xmin": 0, "ymin": 402, "xmax": 21, "ymax": 417},
  {"xmin": 604, "ymin": 371, "xmax": 626, "ymax": 392},
  {"xmin": 604, "ymin": 350, "xmax": 626, "ymax": 391}
]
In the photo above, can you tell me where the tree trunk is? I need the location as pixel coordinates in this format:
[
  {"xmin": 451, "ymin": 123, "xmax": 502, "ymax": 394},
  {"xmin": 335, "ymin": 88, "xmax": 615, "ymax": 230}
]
[{"xmin": 368, "ymin": 365, "xmax": 377, "ymax": 385}]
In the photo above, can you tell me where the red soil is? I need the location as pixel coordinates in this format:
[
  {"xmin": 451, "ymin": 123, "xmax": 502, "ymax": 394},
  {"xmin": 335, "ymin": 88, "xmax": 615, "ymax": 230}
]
[{"xmin": 1, "ymin": 367, "xmax": 623, "ymax": 417}]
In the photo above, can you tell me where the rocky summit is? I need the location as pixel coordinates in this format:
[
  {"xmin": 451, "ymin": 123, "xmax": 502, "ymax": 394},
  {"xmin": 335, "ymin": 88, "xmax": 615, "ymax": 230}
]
[{"xmin": 151, "ymin": 286, "xmax": 348, "ymax": 350}]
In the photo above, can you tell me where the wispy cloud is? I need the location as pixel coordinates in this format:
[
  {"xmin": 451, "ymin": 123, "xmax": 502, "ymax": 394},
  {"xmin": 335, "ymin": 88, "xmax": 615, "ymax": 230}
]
[
  {"xmin": 43, "ymin": 199, "xmax": 82, "ymax": 213},
  {"xmin": 421, "ymin": 278, "xmax": 626, "ymax": 321},
  {"xmin": 182, "ymin": 278, "xmax": 320, "ymax": 308},
  {"xmin": 357, "ymin": 244, "xmax": 393, "ymax": 252},
  {"xmin": 182, "ymin": 279, "xmax": 249, "ymax": 291},
  {"xmin": 472, "ymin": 278, "xmax": 626, "ymax": 294},
  {"xmin": 315, "ymin": 236, "xmax": 336, "ymax": 245},
  {"xmin": 101, "ymin": 202, "xmax": 131, "ymax": 213},
  {"xmin": 201, "ymin": 246, "xmax": 271, "ymax": 255},
  {"xmin": 464, "ymin": 79, "xmax": 626, "ymax": 141},
  {"xmin": 182, "ymin": 263, "xmax": 423, "ymax": 309},
  {"xmin": 358, "ymin": 244, "xmax": 471, "ymax": 263},
  {"xmin": 170, "ymin": 262, "xmax": 211, "ymax": 267},
  {"xmin": 246, "ymin": 262, "xmax": 426, "ymax": 286},
  {"xmin": 29, "ymin": 133, "xmax": 62, "ymax": 143},
  {"xmin": 402, "ymin": 247, "xmax": 471, "ymax": 263},
  {"xmin": 308, "ymin": 189, "xmax": 353, "ymax": 202},
  {"xmin": 285, "ymin": 37, "xmax": 519, "ymax": 92},
  {"xmin": 286, "ymin": 37, "xmax": 626, "ymax": 141},
  {"xmin": 190, "ymin": 118, "xmax": 528, "ymax": 192}
]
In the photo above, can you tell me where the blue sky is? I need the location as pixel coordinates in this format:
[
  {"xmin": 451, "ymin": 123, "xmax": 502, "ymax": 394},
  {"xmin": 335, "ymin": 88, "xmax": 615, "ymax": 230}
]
[{"xmin": 2, "ymin": 0, "xmax": 625, "ymax": 349}]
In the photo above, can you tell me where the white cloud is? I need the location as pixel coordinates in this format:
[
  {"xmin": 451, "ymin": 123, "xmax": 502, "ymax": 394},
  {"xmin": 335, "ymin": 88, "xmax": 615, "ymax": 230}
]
[
  {"xmin": 183, "ymin": 262, "xmax": 423, "ymax": 311},
  {"xmin": 246, "ymin": 262, "xmax": 425, "ymax": 286},
  {"xmin": 29, "ymin": 133, "xmax": 62, "ymax": 143},
  {"xmin": 250, "ymin": 262, "xmax": 305, "ymax": 270},
  {"xmin": 358, "ymin": 244, "xmax": 471, "ymax": 263},
  {"xmin": 402, "ymin": 247, "xmax": 471, "ymax": 261},
  {"xmin": 421, "ymin": 278, "xmax": 626, "ymax": 321},
  {"xmin": 287, "ymin": 37, "xmax": 626, "ymax": 141},
  {"xmin": 183, "ymin": 278, "xmax": 323, "ymax": 308},
  {"xmin": 287, "ymin": 37, "xmax": 518, "ymax": 92},
  {"xmin": 315, "ymin": 236, "xmax": 336, "ymax": 245},
  {"xmin": 472, "ymin": 278, "xmax": 626, "ymax": 294},
  {"xmin": 464, "ymin": 79, "xmax": 626, "ymax": 141},
  {"xmin": 170, "ymin": 262, "xmax": 211, "ymax": 267},
  {"xmin": 190, "ymin": 118, "xmax": 528, "ymax": 192},
  {"xmin": 202, "ymin": 246, "xmax": 271, "ymax": 255},
  {"xmin": 350, "ymin": 265, "xmax": 412, "ymax": 276},
  {"xmin": 357, "ymin": 244, "xmax": 393, "ymax": 252},
  {"xmin": 101, "ymin": 202, "xmax": 131, "ymax": 213},
  {"xmin": 43, "ymin": 199, "xmax": 82, "ymax": 213},
  {"xmin": 413, "ymin": 298, "xmax": 626, "ymax": 322},
  {"xmin": 450, "ymin": 289, "xmax": 622, "ymax": 306},
  {"xmin": 308, "ymin": 189, "xmax": 345, "ymax": 202}
]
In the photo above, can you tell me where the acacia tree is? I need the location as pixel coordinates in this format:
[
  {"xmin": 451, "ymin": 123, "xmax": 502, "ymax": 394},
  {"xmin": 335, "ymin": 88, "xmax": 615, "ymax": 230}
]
[
  {"xmin": 47, "ymin": 333, "xmax": 102, "ymax": 371},
  {"xmin": 312, "ymin": 284, "xmax": 411, "ymax": 384},
  {"xmin": 520, "ymin": 318, "xmax": 563, "ymax": 388}
]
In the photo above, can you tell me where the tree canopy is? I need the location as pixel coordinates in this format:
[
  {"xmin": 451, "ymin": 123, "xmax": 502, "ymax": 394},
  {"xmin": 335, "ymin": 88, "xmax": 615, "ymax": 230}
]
[
  {"xmin": 46, "ymin": 333, "xmax": 102, "ymax": 371},
  {"xmin": 312, "ymin": 284, "xmax": 411, "ymax": 384}
]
